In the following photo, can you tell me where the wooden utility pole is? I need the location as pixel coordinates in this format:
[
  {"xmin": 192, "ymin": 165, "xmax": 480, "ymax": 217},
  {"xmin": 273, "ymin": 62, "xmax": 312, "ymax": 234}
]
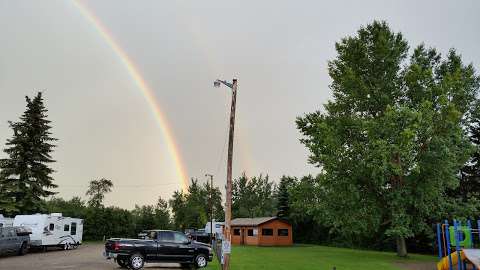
[{"xmin": 223, "ymin": 78, "xmax": 237, "ymax": 270}]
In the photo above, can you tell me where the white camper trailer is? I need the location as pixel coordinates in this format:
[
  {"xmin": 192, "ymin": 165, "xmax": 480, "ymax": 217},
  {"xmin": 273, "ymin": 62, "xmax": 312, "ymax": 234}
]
[
  {"xmin": 0, "ymin": 214, "xmax": 14, "ymax": 227},
  {"xmin": 13, "ymin": 213, "xmax": 83, "ymax": 249},
  {"xmin": 205, "ymin": 220, "xmax": 224, "ymax": 236}
]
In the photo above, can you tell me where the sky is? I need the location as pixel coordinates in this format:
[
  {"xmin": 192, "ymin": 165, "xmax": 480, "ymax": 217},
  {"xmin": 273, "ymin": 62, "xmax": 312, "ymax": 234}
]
[{"xmin": 0, "ymin": 0, "xmax": 479, "ymax": 209}]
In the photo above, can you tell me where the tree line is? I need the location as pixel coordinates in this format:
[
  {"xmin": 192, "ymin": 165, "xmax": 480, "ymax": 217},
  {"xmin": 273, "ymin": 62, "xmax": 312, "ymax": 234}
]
[{"xmin": 1, "ymin": 20, "xmax": 480, "ymax": 256}]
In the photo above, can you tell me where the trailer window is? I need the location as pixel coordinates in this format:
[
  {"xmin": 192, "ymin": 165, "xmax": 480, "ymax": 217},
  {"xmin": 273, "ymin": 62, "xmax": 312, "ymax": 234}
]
[
  {"xmin": 49, "ymin": 223, "xmax": 55, "ymax": 231},
  {"xmin": 64, "ymin": 224, "xmax": 70, "ymax": 231},
  {"xmin": 71, "ymin": 222, "xmax": 77, "ymax": 235}
]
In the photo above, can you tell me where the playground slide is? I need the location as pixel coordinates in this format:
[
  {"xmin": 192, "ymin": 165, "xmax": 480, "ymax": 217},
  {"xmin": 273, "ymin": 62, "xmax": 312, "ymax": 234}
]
[{"xmin": 437, "ymin": 251, "xmax": 465, "ymax": 270}]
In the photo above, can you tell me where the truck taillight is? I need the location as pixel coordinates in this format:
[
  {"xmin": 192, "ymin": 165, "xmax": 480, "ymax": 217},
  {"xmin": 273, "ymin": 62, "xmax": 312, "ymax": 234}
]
[{"xmin": 113, "ymin": 242, "xmax": 120, "ymax": 251}]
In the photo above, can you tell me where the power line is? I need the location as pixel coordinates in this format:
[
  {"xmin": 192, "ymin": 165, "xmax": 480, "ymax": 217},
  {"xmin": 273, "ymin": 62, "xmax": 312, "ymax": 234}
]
[
  {"xmin": 215, "ymin": 90, "xmax": 231, "ymax": 176},
  {"xmin": 57, "ymin": 182, "xmax": 180, "ymax": 189}
]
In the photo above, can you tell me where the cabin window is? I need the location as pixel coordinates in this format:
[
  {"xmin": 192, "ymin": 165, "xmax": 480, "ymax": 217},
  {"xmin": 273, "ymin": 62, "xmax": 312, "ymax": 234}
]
[
  {"xmin": 64, "ymin": 224, "xmax": 70, "ymax": 232},
  {"xmin": 248, "ymin": 229, "xmax": 253, "ymax": 236},
  {"xmin": 233, "ymin": 229, "xmax": 241, "ymax": 235},
  {"xmin": 49, "ymin": 223, "xmax": 55, "ymax": 231},
  {"xmin": 71, "ymin": 222, "xmax": 77, "ymax": 235},
  {"xmin": 262, "ymin": 228, "xmax": 273, "ymax": 236},
  {"xmin": 278, "ymin": 229, "xmax": 289, "ymax": 236}
]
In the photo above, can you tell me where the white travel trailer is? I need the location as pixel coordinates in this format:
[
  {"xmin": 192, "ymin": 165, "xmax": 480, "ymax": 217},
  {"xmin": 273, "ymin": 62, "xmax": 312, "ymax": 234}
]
[
  {"xmin": 0, "ymin": 214, "xmax": 14, "ymax": 227},
  {"xmin": 13, "ymin": 213, "xmax": 83, "ymax": 249},
  {"xmin": 204, "ymin": 220, "xmax": 224, "ymax": 235}
]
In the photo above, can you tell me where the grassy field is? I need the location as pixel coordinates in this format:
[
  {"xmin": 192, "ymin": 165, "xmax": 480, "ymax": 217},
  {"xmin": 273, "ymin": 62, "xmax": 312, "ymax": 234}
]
[{"xmin": 205, "ymin": 245, "xmax": 436, "ymax": 270}]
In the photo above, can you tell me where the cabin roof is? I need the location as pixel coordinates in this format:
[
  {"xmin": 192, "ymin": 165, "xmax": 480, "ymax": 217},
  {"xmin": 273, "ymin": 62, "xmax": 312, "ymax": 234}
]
[{"xmin": 230, "ymin": 217, "xmax": 282, "ymax": 227}]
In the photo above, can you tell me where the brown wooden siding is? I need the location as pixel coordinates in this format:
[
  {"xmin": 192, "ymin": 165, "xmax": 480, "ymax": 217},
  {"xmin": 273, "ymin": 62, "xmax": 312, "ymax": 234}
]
[{"xmin": 230, "ymin": 219, "xmax": 292, "ymax": 246}]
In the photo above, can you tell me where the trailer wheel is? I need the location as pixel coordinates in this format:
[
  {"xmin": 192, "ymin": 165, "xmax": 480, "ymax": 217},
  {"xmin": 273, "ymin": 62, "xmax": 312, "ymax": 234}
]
[
  {"xmin": 64, "ymin": 243, "xmax": 71, "ymax": 250},
  {"xmin": 129, "ymin": 253, "xmax": 145, "ymax": 270}
]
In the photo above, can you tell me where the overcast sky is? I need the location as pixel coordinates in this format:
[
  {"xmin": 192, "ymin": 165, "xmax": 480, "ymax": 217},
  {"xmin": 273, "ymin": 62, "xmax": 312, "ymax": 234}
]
[{"xmin": 1, "ymin": 0, "xmax": 479, "ymax": 209}]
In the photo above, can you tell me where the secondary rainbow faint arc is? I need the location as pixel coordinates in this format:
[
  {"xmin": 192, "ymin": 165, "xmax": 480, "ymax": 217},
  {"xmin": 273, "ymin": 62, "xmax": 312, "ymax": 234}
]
[{"xmin": 72, "ymin": 0, "xmax": 189, "ymax": 191}]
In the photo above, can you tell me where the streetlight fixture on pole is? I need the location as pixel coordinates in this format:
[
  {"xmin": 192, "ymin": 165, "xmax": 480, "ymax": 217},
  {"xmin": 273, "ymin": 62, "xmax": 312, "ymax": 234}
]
[
  {"xmin": 205, "ymin": 173, "xmax": 214, "ymax": 246},
  {"xmin": 213, "ymin": 78, "xmax": 238, "ymax": 270}
]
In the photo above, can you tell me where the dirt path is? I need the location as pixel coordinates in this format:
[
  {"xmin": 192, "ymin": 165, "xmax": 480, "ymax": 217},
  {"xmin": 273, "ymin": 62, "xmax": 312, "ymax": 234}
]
[{"xmin": 395, "ymin": 261, "xmax": 436, "ymax": 270}]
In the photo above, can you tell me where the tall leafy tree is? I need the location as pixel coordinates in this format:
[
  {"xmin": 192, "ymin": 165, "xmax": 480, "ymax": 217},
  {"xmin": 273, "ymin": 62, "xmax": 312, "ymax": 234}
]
[
  {"xmin": 459, "ymin": 117, "xmax": 480, "ymax": 200},
  {"xmin": 0, "ymin": 92, "xmax": 57, "ymax": 214},
  {"xmin": 154, "ymin": 197, "xmax": 172, "ymax": 229},
  {"xmin": 232, "ymin": 173, "xmax": 276, "ymax": 218},
  {"xmin": 169, "ymin": 178, "xmax": 224, "ymax": 230},
  {"xmin": 296, "ymin": 21, "xmax": 480, "ymax": 256},
  {"xmin": 86, "ymin": 178, "xmax": 113, "ymax": 208}
]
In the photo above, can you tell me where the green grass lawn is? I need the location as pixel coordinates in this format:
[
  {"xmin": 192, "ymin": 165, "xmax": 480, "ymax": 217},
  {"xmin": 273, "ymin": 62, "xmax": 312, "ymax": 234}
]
[{"xmin": 205, "ymin": 245, "xmax": 436, "ymax": 270}]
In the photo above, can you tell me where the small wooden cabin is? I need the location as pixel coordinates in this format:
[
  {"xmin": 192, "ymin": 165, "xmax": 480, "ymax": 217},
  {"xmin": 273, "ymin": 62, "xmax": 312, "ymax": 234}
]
[{"xmin": 229, "ymin": 217, "xmax": 292, "ymax": 246}]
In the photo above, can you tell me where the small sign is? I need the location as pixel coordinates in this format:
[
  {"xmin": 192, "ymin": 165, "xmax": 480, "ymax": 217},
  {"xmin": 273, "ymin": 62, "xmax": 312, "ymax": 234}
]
[
  {"xmin": 253, "ymin": 229, "xmax": 258, "ymax": 236},
  {"xmin": 222, "ymin": 240, "xmax": 231, "ymax": 254}
]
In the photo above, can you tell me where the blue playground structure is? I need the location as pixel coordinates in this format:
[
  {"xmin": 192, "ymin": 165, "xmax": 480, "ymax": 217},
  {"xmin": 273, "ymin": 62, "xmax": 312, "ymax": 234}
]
[{"xmin": 436, "ymin": 220, "xmax": 480, "ymax": 270}]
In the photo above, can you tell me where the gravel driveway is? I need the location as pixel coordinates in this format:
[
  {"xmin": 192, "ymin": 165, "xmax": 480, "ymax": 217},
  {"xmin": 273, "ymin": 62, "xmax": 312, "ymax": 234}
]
[{"xmin": 0, "ymin": 243, "xmax": 183, "ymax": 270}]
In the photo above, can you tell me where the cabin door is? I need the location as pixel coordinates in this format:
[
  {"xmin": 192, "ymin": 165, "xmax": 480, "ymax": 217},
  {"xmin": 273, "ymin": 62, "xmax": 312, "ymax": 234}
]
[{"xmin": 241, "ymin": 229, "xmax": 245, "ymax": 245}]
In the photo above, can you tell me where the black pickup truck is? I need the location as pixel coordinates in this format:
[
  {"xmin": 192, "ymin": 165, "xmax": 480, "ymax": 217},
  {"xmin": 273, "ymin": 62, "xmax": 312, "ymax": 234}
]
[{"xmin": 104, "ymin": 230, "xmax": 213, "ymax": 269}]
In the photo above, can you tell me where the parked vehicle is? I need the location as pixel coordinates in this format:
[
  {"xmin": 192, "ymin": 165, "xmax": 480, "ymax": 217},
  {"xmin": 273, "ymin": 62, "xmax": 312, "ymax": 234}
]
[
  {"xmin": 104, "ymin": 230, "xmax": 213, "ymax": 269},
  {"xmin": 0, "ymin": 214, "xmax": 14, "ymax": 228},
  {"xmin": 186, "ymin": 229, "xmax": 211, "ymax": 244},
  {"xmin": 0, "ymin": 226, "xmax": 31, "ymax": 256},
  {"xmin": 13, "ymin": 213, "xmax": 83, "ymax": 250},
  {"xmin": 204, "ymin": 220, "xmax": 224, "ymax": 236}
]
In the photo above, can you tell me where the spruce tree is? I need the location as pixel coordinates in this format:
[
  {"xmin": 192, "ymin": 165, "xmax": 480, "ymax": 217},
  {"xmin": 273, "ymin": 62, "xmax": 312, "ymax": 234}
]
[
  {"xmin": 276, "ymin": 176, "xmax": 292, "ymax": 219},
  {"xmin": 0, "ymin": 92, "xmax": 57, "ymax": 214}
]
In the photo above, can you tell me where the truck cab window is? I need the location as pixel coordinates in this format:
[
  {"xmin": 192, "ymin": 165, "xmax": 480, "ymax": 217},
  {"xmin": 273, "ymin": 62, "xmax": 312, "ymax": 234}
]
[
  {"xmin": 148, "ymin": 231, "xmax": 157, "ymax": 240},
  {"xmin": 159, "ymin": 231, "xmax": 174, "ymax": 242},
  {"xmin": 173, "ymin": 232, "xmax": 188, "ymax": 244}
]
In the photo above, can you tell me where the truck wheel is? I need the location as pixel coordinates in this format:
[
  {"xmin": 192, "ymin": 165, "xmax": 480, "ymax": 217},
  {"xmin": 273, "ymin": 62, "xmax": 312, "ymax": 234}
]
[
  {"xmin": 18, "ymin": 242, "xmax": 28, "ymax": 256},
  {"xmin": 195, "ymin": 254, "xmax": 208, "ymax": 268},
  {"xmin": 129, "ymin": 253, "xmax": 145, "ymax": 270}
]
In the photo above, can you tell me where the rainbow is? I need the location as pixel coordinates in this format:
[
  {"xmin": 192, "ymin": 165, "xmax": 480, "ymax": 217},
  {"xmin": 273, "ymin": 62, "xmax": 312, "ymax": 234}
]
[{"xmin": 72, "ymin": 0, "xmax": 189, "ymax": 191}]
